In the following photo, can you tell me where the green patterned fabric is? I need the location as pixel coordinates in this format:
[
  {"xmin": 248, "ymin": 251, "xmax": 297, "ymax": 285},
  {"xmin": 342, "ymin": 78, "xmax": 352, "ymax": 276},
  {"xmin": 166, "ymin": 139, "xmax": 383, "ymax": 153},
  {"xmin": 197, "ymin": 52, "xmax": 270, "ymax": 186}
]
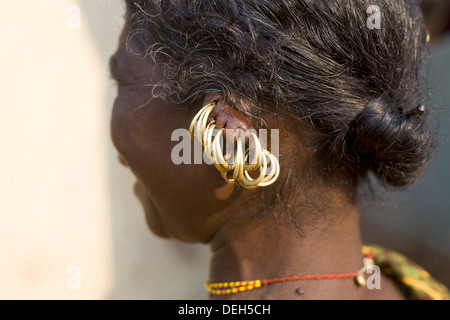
[{"xmin": 363, "ymin": 245, "xmax": 450, "ymax": 300}]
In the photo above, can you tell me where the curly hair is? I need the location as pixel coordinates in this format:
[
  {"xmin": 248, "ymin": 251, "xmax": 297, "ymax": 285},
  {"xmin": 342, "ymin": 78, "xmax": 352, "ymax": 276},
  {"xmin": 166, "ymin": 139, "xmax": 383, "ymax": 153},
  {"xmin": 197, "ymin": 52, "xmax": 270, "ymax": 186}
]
[{"xmin": 126, "ymin": 0, "xmax": 435, "ymax": 188}]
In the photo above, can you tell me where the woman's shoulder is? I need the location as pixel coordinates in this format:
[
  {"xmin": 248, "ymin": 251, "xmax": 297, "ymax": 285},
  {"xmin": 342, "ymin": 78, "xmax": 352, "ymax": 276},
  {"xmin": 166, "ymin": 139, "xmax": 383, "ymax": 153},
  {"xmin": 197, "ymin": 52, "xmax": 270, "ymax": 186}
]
[{"xmin": 363, "ymin": 244, "xmax": 450, "ymax": 300}]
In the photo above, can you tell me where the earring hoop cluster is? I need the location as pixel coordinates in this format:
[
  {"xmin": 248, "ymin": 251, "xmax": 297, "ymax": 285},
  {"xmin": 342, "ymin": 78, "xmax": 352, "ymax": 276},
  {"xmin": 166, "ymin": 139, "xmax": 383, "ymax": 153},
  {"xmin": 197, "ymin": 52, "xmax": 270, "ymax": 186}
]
[{"xmin": 189, "ymin": 102, "xmax": 280, "ymax": 189}]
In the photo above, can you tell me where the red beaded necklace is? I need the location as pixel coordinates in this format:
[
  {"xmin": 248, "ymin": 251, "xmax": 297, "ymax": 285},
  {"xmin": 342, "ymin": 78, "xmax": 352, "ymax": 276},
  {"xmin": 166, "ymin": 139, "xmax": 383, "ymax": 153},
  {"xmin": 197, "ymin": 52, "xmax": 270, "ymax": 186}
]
[{"xmin": 205, "ymin": 252, "xmax": 375, "ymax": 295}]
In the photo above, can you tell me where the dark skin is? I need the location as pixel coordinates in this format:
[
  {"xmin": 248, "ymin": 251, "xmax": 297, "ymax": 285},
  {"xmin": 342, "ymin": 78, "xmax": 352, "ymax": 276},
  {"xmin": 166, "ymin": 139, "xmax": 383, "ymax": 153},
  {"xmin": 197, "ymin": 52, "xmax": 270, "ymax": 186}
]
[{"xmin": 110, "ymin": 16, "xmax": 405, "ymax": 300}]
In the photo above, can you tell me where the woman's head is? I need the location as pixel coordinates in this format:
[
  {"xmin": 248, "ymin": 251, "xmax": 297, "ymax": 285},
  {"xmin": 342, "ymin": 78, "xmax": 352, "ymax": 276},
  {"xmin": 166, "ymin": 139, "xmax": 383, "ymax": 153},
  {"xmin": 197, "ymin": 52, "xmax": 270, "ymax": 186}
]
[{"xmin": 110, "ymin": 0, "xmax": 435, "ymax": 241}]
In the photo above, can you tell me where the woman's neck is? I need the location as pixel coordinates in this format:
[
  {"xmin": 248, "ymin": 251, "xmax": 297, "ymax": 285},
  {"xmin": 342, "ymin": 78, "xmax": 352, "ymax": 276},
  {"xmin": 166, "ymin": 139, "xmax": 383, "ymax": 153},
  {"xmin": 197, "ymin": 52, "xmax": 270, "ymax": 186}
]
[{"xmin": 207, "ymin": 198, "xmax": 381, "ymax": 300}]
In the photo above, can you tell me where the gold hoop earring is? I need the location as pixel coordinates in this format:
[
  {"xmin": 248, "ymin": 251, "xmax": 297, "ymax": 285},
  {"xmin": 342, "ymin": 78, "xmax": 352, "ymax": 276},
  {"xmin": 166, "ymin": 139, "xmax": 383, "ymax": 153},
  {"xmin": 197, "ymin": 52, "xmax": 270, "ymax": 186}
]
[{"xmin": 189, "ymin": 102, "xmax": 280, "ymax": 189}]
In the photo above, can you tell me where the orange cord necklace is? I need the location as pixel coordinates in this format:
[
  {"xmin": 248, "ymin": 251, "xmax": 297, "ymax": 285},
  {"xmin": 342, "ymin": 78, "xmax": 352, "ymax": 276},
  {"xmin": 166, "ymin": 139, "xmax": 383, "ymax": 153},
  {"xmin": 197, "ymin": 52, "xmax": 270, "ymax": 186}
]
[{"xmin": 205, "ymin": 252, "xmax": 375, "ymax": 295}]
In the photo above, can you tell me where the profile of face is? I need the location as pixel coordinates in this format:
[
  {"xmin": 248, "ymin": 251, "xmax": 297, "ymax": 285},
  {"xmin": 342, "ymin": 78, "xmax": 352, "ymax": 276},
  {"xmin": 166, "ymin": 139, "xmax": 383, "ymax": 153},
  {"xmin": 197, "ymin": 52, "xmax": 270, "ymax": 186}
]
[{"xmin": 109, "ymin": 19, "xmax": 268, "ymax": 243}]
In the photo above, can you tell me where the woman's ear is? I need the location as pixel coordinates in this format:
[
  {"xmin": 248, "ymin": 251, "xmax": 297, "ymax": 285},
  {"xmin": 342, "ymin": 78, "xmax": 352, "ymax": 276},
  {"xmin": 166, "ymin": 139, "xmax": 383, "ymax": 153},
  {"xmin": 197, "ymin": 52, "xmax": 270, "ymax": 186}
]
[{"xmin": 202, "ymin": 93, "xmax": 253, "ymax": 132}]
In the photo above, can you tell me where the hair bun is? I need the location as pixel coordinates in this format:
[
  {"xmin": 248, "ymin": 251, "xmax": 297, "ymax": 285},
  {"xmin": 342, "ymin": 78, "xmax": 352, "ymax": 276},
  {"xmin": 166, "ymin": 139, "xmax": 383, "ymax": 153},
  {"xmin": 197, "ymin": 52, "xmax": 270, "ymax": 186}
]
[{"xmin": 348, "ymin": 98, "xmax": 434, "ymax": 187}]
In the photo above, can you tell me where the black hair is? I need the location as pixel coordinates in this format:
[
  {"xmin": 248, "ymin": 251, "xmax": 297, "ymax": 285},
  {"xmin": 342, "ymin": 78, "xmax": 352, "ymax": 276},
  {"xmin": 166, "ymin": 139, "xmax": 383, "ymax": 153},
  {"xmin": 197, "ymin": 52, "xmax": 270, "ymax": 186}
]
[{"xmin": 127, "ymin": 0, "xmax": 435, "ymax": 187}]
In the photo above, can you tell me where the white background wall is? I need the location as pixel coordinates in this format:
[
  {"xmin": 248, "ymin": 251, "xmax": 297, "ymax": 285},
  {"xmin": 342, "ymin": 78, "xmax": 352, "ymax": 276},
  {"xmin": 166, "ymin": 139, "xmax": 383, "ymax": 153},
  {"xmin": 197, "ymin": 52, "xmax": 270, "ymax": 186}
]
[{"xmin": 0, "ymin": 0, "xmax": 209, "ymax": 299}]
